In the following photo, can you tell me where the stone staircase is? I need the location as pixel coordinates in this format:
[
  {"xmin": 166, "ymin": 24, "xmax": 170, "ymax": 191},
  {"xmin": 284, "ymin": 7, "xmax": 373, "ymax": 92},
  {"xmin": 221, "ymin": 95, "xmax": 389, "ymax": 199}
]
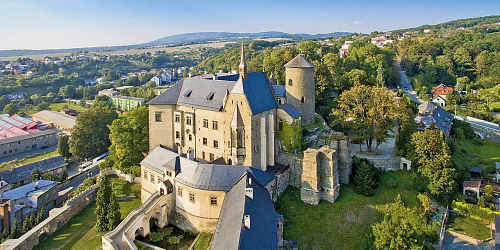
[{"xmin": 114, "ymin": 236, "xmax": 133, "ymax": 250}]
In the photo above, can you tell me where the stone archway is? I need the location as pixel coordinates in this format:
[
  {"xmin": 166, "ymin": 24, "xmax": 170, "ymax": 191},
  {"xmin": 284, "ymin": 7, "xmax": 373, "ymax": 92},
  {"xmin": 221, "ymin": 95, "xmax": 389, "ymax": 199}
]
[{"xmin": 135, "ymin": 227, "xmax": 145, "ymax": 237}]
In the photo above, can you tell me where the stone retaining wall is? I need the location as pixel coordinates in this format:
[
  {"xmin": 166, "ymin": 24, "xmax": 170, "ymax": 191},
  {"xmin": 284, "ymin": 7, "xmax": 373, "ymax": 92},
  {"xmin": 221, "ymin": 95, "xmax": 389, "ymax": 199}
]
[{"xmin": 101, "ymin": 168, "xmax": 141, "ymax": 183}]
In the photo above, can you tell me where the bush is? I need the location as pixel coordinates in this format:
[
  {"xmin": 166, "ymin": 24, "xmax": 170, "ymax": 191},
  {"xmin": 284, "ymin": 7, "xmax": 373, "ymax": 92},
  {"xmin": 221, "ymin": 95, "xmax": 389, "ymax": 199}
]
[
  {"xmin": 352, "ymin": 156, "xmax": 380, "ymax": 197},
  {"xmin": 149, "ymin": 227, "xmax": 173, "ymax": 242},
  {"xmin": 472, "ymin": 137, "xmax": 485, "ymax": 146},
  {"xmin": 386, "ymin": 176, "xmax": 399, "ymax": 188},
  {"xmin": 453, "ymin": 201, "xmax": 500, "ymax": 222},
  {"xmin": 167, "ymin": 235, "xmax": 184, "ymax": 244}
]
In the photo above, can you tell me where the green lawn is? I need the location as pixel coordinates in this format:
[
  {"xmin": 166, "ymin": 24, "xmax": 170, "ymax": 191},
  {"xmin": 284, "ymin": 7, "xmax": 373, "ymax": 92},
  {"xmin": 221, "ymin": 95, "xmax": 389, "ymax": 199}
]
[
  {"xmin": 34, "ymin": 175, "xmax": 142, "ymax": 250},
  {"xmin": 274, "ymin": 170, "xmax": 420, "ymax": 250},
  {"xmin": 0, "ymin": 150, "xmax": 59, "ymax": 172},
  {"xmin": 50, "ymin": 102, "xmax": 89, "ymax": 114},
  {"xmin": 453, "ymin": 138, "xmax": 500, "ymax": 175},
  {"xmin": 448, "ymin": 213, "xmax": 491, "ymax": 240},
  {"xmin": 192, "ymin": 232, "xmax": 212, "ymax": 250},
  {"xmin": 303, "ymin": 117, "xmax": 324, "ymax": 130}
]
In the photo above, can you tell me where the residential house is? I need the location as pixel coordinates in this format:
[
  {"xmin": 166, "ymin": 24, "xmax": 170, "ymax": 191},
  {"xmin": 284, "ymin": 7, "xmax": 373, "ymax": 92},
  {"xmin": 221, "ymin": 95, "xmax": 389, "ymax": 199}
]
[
  {"xmin": 0, "ymin": 155, "xmax": 67, "ymax": 188},
  {"xmin": 432, "ymin": 95, "xmax": 447, "ymax": 107},
  {"xmin": 0, "ymin": 180, "xmax": 59, "ymax": 233},
  {"xmin": 431, "ymin": 84, "xmax": 454, "ymax": 100},
  {"xmin": 414, "ymin": 102, "xmax": 453, "ymax": 138}
]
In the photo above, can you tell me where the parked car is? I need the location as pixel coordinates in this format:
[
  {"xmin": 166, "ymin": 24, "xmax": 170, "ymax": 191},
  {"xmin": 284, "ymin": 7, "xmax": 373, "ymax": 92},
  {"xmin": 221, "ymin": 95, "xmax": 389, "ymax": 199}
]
[
  {"xmin": 78, "ymin": 162, "xmax": 93, "ymax": 172},
  {"xmin": 351, "ymin": 140, "xmax": 363, "ymax": 144}
]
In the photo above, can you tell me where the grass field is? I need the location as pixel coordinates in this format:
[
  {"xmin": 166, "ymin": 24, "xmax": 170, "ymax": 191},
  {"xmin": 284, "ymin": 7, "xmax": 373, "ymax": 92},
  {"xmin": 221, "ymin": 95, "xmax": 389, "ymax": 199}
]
[
  {"xmin": 0, "ymin": 150, "xmax": 59, "ymax": 172},
  {"xmin": 448, "ymin": 213, "xmax": 491, "ymax": 240},
  {"xmin": 453, "ymin": 138, "xmax": 500, "ymax": 175},
  {"xmin": 274, "ymin": 170, "xmax": 421, "ymax": 250},
  {"xmin": 192, "ymin": 232, "xmax": 212, "ymax": 250},
  {"xmin": 24, "ymin": 102, "xmax": 89, "ymax": 115},
  {"xmin": 33, "ymin": 175, "xmax": 142, "ymax": 250}
]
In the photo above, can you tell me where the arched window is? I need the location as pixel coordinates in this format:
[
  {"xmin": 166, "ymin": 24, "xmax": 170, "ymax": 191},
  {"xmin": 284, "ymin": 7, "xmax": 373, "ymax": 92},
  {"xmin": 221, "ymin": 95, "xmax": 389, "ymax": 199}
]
[
  {"xmin": 288, "ymin": 79, "xmax": 292, "ymax": 86},
  {"xmin": 301, "ymin": 97, "xmax": 305, "ymax": 103}
]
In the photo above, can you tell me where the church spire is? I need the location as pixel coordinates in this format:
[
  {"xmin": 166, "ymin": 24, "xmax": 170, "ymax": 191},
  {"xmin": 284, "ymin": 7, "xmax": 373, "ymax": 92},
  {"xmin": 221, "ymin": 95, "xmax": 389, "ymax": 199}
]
[{"xmin": 239, "ymin": 38, "xmax": 247, "ymax": 80}]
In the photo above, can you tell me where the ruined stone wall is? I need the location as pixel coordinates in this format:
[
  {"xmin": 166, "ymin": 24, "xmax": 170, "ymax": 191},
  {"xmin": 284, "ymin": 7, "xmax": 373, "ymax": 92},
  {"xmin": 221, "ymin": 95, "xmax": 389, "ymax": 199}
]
[
  {"xmin": 275, "ymin": 151, "xmax": 303, "ymax": 187},
  {"xmin": 363, "ymin": 156, "xmax": 411, "ymax": 171}
]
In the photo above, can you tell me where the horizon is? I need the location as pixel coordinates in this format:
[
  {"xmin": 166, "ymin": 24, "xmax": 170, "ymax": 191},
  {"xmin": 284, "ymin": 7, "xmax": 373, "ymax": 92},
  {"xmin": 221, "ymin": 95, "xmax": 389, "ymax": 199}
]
[{"xmin": 1, "ymin": 0, "xmax": 499, "ymax": 50}]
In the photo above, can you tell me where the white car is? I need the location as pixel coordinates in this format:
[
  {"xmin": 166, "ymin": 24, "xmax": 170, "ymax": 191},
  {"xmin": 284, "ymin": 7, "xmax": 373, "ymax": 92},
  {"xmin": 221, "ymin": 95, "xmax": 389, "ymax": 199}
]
[{"xmin": 78, "ymin": 162, "xmax": 93, "ymax": 172}]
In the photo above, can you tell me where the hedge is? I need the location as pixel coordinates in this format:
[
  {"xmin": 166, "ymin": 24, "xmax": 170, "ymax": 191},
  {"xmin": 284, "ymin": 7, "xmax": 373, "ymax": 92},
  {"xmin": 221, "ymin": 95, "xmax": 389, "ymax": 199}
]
[{"xmin": 452, "ymin": 201, "xmax": 500, "ymax": 222}]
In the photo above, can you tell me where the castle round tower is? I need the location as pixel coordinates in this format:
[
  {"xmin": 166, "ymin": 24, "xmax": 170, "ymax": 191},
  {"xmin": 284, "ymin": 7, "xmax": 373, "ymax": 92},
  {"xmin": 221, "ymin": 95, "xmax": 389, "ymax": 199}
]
[{"xmin": 284, "ymin": 55, "xmax": 316, "ymax": 125}]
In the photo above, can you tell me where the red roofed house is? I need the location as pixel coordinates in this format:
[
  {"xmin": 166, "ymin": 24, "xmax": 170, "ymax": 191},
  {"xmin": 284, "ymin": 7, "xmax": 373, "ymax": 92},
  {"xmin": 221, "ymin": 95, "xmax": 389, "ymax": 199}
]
[{"xmin": 431, "ymin": 84, "xmax": 454, "ymax": 100}]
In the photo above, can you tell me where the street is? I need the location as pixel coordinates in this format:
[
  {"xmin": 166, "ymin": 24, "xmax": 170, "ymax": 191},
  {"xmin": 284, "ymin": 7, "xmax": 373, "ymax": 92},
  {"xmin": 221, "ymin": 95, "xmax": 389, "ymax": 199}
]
[{"xmin": 396, "ymin": 58, "xmax": 423, "ymax": 104}]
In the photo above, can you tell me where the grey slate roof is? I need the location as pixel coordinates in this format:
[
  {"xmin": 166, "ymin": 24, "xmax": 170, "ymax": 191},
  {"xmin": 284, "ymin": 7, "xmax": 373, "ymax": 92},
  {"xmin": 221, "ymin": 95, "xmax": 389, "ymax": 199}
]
[
  {"xmin": 272, "ymin": 85, "xmax": 286, "ymax": 98},
  {"xmin": 415, "ymin": 106, "xmax": 452, "ymax": 136},
  {"xmin": 176, "ymin": 78, "xmax": 234, "ymax": 111},
  {"xmin": 280, "ymin": 104, "xmax": 301, "ymax": 118},
  {"xmin": 418, "ymin": 101, "xmax": 437, "ymax": 113},
  {"xmin": 470, "ymin": 166, "xmax": 483, "ymax": 174},
  {"xmin": 147, "ymin": 79, "xmax": 184, "ymax": 105},
  {"xmin": 284, "ymin": 55, "xmax": 315, "ymax": 68},
  {"xmin": 231, "ymin": 72, "xmax": 278, "ymax": 115},
  {"xmin": 2, "ymin": 180, "xmax": 58, "ymax": 200},
  {"xmin": 0, "ymin": 155, "xmax": 67, "ymax": 184},
  {"xmin": 211, "ymin": 173, "xmax": 277, "ymax": 250},
  {"xmin": 140, "ymin": 146, "xmax": 275, "ymax": 191}
]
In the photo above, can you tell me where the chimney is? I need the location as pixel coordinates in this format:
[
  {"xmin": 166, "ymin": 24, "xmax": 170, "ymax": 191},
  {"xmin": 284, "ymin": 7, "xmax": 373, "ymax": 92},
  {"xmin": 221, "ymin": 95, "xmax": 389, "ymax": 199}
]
[
  {"xmin": 213, "ymin": 74, "xmax": 218, "ymax": 80},
  {"xmin": 244, "ymin": 215, "xmax": 250, "ymax": 229},
  {"xmin": 245, "ymin": 188, "xmax": 253, "ymax": 199}
]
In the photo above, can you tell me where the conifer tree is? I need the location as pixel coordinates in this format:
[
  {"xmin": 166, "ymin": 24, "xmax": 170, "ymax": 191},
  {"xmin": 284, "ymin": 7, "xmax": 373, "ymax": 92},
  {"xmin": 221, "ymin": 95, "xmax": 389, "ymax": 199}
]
[
  {"xmin": 95, "ymin": 176, "xmax": 112, "ymax": 232},
  {"xmin": 36, "ymin": 208, "xmax": 45, "ymax": 225},
  {"xmin": 10, "ymin": 218, "xmax": 21, "ymax": 239},
  {"xmin": 106, "ymin": 189, "xmax": 121, "ymax": 230},
  {"xmin": 353, "ymin": 160, "xmax": 379, "ymax": 197}
]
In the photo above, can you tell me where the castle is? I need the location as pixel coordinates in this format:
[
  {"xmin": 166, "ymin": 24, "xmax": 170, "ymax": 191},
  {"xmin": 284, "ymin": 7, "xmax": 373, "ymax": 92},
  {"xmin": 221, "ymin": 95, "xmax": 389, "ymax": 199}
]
[{"xmin": 103, "ymin": 43, "xmax": 351, "ymax": 250}]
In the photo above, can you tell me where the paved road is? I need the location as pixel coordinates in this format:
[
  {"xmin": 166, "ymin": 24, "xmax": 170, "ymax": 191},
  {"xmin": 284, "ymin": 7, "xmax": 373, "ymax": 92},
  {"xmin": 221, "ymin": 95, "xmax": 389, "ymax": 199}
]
[
  {"xmin": 443, "ymin": 233, "xmax": 493, "ymax": 250},
  {"xmin": 397, "ymin": 59, "xmax": 423, "ymax": 104},
  {"xmin": 61, "ymin": 161, "xmax": 102, "ymax": 190}
]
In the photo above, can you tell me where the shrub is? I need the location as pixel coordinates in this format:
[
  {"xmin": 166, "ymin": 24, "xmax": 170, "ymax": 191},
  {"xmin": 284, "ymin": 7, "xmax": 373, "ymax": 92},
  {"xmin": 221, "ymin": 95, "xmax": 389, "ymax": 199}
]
[
  {"xmin": 453, "ymin": 201, "xmax": 500, "ymax": 222},
  {"xmin": 167, "ymin": 235, "xmax": 184, "ymax": 244},
  {"xmin": 149, "ymin": 227, "xmax": 173, "ymax": 242}
]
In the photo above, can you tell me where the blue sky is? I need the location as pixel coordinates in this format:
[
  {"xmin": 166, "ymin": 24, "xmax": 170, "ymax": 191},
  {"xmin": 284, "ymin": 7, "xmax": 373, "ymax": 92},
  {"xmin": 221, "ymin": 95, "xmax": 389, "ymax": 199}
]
[{"xmin": 0, "ymin": 0, "xmax": 499, "ymax": 50}]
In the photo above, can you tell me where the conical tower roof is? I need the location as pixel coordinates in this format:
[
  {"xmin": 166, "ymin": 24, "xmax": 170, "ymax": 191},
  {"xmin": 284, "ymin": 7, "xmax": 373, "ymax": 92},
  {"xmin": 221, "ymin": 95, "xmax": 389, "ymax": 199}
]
[{"xmin": 284, "ymin": 55, "xmax": 315, "ymax": 68}]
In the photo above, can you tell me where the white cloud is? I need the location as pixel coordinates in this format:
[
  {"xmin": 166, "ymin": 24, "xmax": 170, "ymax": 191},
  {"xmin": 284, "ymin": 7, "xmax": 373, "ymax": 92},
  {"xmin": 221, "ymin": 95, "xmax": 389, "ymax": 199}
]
[{"xmin": 352, "ymin": 21, "xmax": 363, "ymax": 25}]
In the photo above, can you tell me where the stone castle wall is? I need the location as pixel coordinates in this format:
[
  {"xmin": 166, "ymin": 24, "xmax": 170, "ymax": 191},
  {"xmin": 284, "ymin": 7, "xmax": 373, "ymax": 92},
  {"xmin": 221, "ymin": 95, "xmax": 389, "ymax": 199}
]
[{"xmin": 364, "ymin": 156, "xmax": 412, "ymax": 171}]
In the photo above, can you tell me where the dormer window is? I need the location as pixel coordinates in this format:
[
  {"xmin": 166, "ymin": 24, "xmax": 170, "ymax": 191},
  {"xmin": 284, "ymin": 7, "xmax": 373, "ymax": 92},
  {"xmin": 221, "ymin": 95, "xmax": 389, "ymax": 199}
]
[
  {"xmin": 206, "ymin": 92, "xmax": 215, "ymax": 101},
  {"xmin": 183, "ymin": 90, "xmax": 192, "ymax": 98}
]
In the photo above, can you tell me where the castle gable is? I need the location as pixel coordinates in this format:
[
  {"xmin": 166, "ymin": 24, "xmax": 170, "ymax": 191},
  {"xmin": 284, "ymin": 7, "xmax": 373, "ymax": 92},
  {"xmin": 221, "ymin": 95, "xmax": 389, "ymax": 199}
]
[
  {"xmin": 230, "ymin": 72, "xmax": 278, "ymax": 115},
  {"xmin": 211, "ymin": 173, "xmax": 277, "ymax": 250}
]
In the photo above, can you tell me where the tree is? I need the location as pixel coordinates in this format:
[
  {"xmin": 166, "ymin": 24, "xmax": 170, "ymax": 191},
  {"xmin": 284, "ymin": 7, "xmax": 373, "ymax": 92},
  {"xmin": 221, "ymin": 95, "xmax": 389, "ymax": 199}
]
[
  {"xmin": 478, "ymin": 196, "xmax": 487, "ymax": 208},
  {"xmin": 396, "ymin": 96, "xmax": 417, "ymax": 156},
  {"xmin": 107, "ymin": 106, "xmax": 148, "ymax": 176},
  {"xmin": 0, "ymin": 95, "xmax": 10, "ymax": 110},
  {"xmin": 346, "ymin": 69, "xmax": 370, "ymax": 86},
  {"xmin": 409, "ymin": 128, "xmax": 455, "ymax": 196},
  {"xmin": 59, "ymin": 170, "xmax": 68, "ymax": 181},
  {"xmin": 485, "ymin": 185, "xmax": 494, "ymax": 201},
  {"xmin": 37, "ymin": 102, "xmax": 50, "ymax": 111},
  {"xmin": 3, "ymin": 103, "xmax": 18, "ymax": 115},
  {"xmin": 69, "ymin": 105, "xmax": 118, "ymax": 159},
  {"xmin": 30, "ymin": 167, "xmax": 42, "ymax": 182},
  {"xmin": 353, "ymin": 158, "xmax": 379, "ymax": 197},
  {"xmin": 36, "ymin": 207, "xmax": 46, "ymax": 224},
  {"xmin": 58, "ymin": 135, "xmax": 71, "ymax": 159},
  {"xmin": 95, "ymin": 176, "xmax": 120, "ymax": 232},
  {"xmin": 10, "ymin": 218, "xmax": 21, "ymax": 239},
  {"xmin": 372, "ymin": 195, "xmax": 437, "ymax": 250},
  {"xmin": 333, "ymin": 85, "xmax": 396, "ymax": 152},
  {"xmin": 22, "ymin": 215, "xmax": 33, "ymax": 233},
  {"xmin": 417, "ymin": 193, "xmax": 434, "ymax": 215}
]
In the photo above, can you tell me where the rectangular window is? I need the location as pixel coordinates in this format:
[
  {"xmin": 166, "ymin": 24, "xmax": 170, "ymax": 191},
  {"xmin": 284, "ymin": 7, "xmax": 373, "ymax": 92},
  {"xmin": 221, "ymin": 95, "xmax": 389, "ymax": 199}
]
[
  {"xmin": 157, "ymin": 176, "xmax": 162, "ymax": 183},
  {"xmin": 212, "ymin": 121, "xmax": 218, "ymax": 130},
  {"xmin": 177, "ymin": 186, "xmax": 183, "ymax": 197},
  {"xmin": 202, "ymin": 151, "xmax": 205, "ymax": 160},
  {"xmin": 175, "ymin": 114, "xmax": 180, "ymax": 123},
  {"xmin": 210, "ymin": 197, "xmax": 218, "ymax": 206},
  {"xmin": 144, "ymin": 170, "xmax": 148, "ymax": 179},
  {"xmin": 150, "ymin": 173, "xmax": 155, "ymax": 183},
  {"xmin": 189, "ymin": 193, "xmax": 195, "ymax": 203},
  {"xmin": 203, "ymin": 138, "xmax": 207, "ymax": 145},
  {"xmin": 155, "ymin": 112, "xmax": 162, "ymax": 122},
  {"xmin": 166, "ymin": 171, "xmax": 172, "ymax": 177},
  {"xmin": 186, "ymin": 116, "xmax": 192, "ymax": 125},
  {"xmin": 176, "ymin": 131, "xmax": 180, "ymax": 139},
  {"xmin": 203, "ymin": 119, "xmax": 208, "ymax": 128},
  {"xmin": 188, "ymin": 134, "xmax": 192, "ymax": 141},
  {"xmin": 213, "ymin": 140, "xmax": 218, "ymax": 148},
  {"xmin": 209, "ymin": 153, "xmax": 215, "ymax": 162}
]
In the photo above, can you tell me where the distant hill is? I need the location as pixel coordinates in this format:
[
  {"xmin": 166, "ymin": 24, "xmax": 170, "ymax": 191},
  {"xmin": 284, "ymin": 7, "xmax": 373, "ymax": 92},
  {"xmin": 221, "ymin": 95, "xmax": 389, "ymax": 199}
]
[
  {"xmin": 0, "ymin": 31, "xmax": 350, "ymax": 58},
  {"xmin": 393, "ymin": 15, "xmax": 500, "ymax": 33}
]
